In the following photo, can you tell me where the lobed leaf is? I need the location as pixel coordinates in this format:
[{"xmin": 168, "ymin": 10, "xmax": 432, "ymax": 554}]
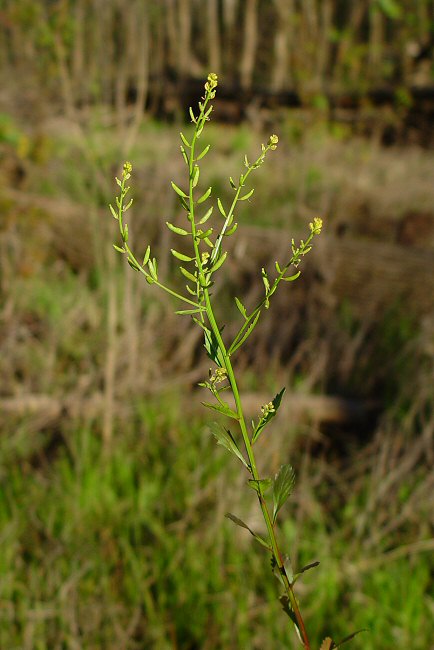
[
  {"xmin": 272, "ymin": 464, "xmax": 295, "ymax": 523},
  {"xmin": 209, "ymin": 423, "xmax": 248, "ymax": 467},
  {"xmin": 202, "ymin": 401, "xmax": 238, "ymax": 420}
]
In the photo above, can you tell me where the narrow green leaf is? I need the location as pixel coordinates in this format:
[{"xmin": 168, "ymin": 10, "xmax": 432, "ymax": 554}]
[
  {"xmin": 197, "ymin": 187, "xmax": 212, "ymax": 204},
  {"xmin": 197, "ymin": 144, "xmax": 210, "ymax": 160},
  {"xmin": 225, "ymin": 514, "xmax": 271, "ymax": 550},
  {"xmin": 234, "ymin": 297, "xmax": 247, "ymax": 319},
  {"xmin": 202, "ymin": 401, "xmax": 238, "ymax": 420},
  {"xmin": 217, "ymin": 198, "xmax": 226, "ymax": 217},
  {"xmin": 252, "ymin": 388, "xmax": 286, "ymax": 444},
  {"xmin": 239, "ymin": 188, "xmax": 254, "ymax": 201},
  {"xmin": 180, "ymin": 266, "xmax": 197, "ymax": 283},
  {"xmin": 208, "ymin": 251, "xmax": 227, "ymax": 274},
  {"xmin": 282, "ymin": 270, "xmax": 301, "ymax": 282},
  {"xmin": 180, "ymin": 132, "xmax": 190, "ymax": 148},
  {"xmin": 334, "ymin": 630, "xmax": 367, "ymax": 648},
  {"xmin": 272, "ymin": 464, "xmax": 295, "ymax": 523},
  {"xmin": 171, "ymin": 181, "xmax": 188, "ymax": 198},
  {"xmin": 229, "ymin": 310, "xmax": 261, "ymax": 355},
  {"xmin": 175, "ymin": 307, "xmax": 206, "ymax": 315},
  {"xmin": 142, "ymin": 245, "xmax": 151, "ymax": 266},
  {"xmin": 113, "ymin": 244, "xmax": 125, "ymax": 253},
  {"xmin": 209, "ymin": 423, "xmax": 248, "ymax": 467},
  {"xmin": 292, "ymin": 560, "xmax": 320, "ymax": 584},
  {"xmin": 204, "ymin": 328, "xmax": 225, "ymax": 367},
  {"xmin": 198, "ymin": 206, "xmax": 213, "ymax": 224},
  {"xmin": 166, "ymin": 222, "xmax": 189, "ymax": 236},
  {"xmin": 171, "ymin": 249, "xmax": 194, "ymax": 262}
]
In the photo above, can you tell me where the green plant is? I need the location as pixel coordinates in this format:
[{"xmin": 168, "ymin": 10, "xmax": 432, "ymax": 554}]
[{"xmin": 110, "ymin": 74, "xmax": 360, "ymax": 649}]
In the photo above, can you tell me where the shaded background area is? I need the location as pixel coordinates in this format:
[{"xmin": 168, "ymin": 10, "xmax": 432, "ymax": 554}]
[{"xmin": 0, "ymin": 2, "xmax": 433, "ymax": 649}]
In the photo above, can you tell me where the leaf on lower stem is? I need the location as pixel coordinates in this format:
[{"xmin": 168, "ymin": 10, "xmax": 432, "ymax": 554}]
[
  {"xmin": 204, "ymin": 328, "xmax": 225, "ymax": 367},
  {"xmin": 272, "ymin": 464, "xmax": 296, "ymax": 523},
  {"xmin": 248, "ymin": 478, "xmax": 272, "ymax": 496},
  {"xmin": 209, "ymin": 423, "xmax": 248, "ymax": 467},
  {"xmin": 202, "ymin": 401, "xmax": 238, "ymax": 420},
  {"xmin": 334, "ymin": 629, "xmax": 367, "ymax": 648},
  {"xmin": 225, "ymin": 513, "xmax": 271, "ymax": 551}
]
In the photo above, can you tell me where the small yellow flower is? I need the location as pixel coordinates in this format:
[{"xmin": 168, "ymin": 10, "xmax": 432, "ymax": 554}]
[
  {"xmin": 123, "ymin": 161, "xmax": 132, "ymax": 175},
  {"xmin": 309, "ymin": 217, "xmax": 323, "ymax": 235},
  {"xmin": 261, "ymin": 401, "xmax": 275, "ymax": 416},
  {"xmin": 268, "ymin": 134, "xmax": 279, "ymax": 150},
  {"xmin": 205, "ymin": 73, "xmax": 218, "ymax": 93}
]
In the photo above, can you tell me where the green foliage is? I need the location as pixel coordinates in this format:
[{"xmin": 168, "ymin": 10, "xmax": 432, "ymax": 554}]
[{"xmin": 111, "ymin": 74, "xmax": 329, "ymax": 648}]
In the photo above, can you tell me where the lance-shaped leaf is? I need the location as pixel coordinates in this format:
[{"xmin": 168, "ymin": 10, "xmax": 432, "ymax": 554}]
[
  {"xmin": 234, "ymin": 297, "xmax": 247, "ymax": 319},
  {"xmin": 334, "ymin": 629, "xmax": 367, "ymax": 648},
  {"xmin": 202, "ymin": 401, "xmax": 238, "ymax": 420},
  {"xmin": 229, "ymin": 310, "xmax": 261, "ymax": 356},
  {"xmin": 175, "ymin": 307, "xmax": 206, "ymax": 315},
  {"xmin": 292, "ymin": 560, "xmax": 320, "ymax": 585},
  {"xmin": 204, "ymin": 328, "xmax": 225, "ymax": 367},
  {"xmin": 209, "ymin": 423, "xmax": 248, "ymax": 467},
  {"xmin": 272, "ymin": 464, "xmax": 295, "ymax": 523},
  {"xmin": 225, "ymin": 513, "xmax": 271, "ymax": 550},
  {"xmin": 252, "ymin": 388, "xmax": 285, "ymax": 444},
  {"xmin": 171, "ymin": 181, "xmax": 188, "ymax": 198}
]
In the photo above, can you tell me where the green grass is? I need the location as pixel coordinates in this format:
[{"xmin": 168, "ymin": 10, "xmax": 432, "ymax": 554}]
[{"xmin": 1, "ymin": 398, "xmax": 432, "ymax": 649}]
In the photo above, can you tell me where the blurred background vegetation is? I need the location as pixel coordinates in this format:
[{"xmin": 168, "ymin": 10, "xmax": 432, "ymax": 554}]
[{"xmin": 0, "ymin": 1, "xmax": 433, "ymax": 649}]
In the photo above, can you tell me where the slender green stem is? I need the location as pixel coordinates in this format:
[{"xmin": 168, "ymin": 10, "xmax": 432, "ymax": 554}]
[{"xmin": 203, "ymin": 288, "xmax": 311, "ymax": 650}]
